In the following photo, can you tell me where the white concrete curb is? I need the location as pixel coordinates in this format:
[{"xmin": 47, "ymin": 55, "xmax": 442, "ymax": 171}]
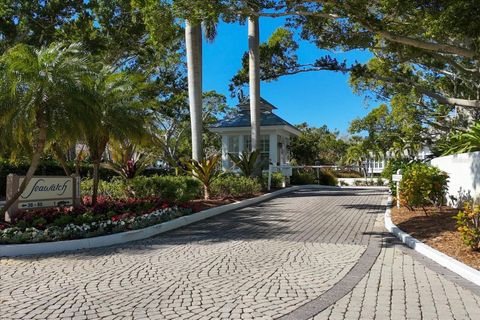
[
  {"xmin": 0, "ymin": 186, "xmax": 306, "ymax": 257},
  {"xmin": 384, "ymin": 196, "xmax": 480, "ymax": 286}
]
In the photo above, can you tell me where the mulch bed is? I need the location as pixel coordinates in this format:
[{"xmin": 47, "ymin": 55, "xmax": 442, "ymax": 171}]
[
  {"xmin": 391, "ymin": 205, "xmax": 480, "ymax": 270},
  {"xmin": 188, "ymin": 192, "xmax": 266, "ymax": 212}
]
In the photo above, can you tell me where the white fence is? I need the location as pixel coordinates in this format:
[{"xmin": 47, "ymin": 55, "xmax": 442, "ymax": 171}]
[{"xmin": 431, "ymin": 151, "xmax": 480, "ymax": 204}]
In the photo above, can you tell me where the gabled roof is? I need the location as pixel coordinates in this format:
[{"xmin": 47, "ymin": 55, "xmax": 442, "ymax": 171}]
[
  {"xmin": 211, "ymin": 110, "xmax": 295, "ymax": 128},
  {"xmin": 210, "ymin": 97, "xmax": 300, "ymax": 135},
  {"xmin": 237, "ymin": 97, "xmax": 277, "ymax": 112}
]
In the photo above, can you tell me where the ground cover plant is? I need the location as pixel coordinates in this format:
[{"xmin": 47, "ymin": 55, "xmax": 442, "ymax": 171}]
[
  {"xmin": 455, "ymin": 203, "xmax": 480, "ymax": 251},
  {"xmin": 0, "ymin": 196, "xmax": 196, "ymax": 244}
]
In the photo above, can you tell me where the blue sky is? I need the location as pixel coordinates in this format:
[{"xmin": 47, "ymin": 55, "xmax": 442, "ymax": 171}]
[{"xmin": 202, "ymin": 17, "xmax": 376, "ymax": 135}]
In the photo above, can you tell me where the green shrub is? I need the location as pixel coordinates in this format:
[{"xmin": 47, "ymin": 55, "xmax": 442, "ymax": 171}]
[
  {"xmin": 80, "ymin": 175, "xmax": 202, "ymax": 202},
  {"xmin": 382, "ymin": 158, "xmax": 411, "ymax": 195},
  {"xmin": 129, "ymin": 175, "xmax": 202, "ymax": 203},
  {"xmin": 376, "ymin": 177, "xmax": 385, "ymax": 186},
  {"xmin": 318, "ymin": 169, "xmax": 338, "ymax": 186},
  {"xmin": 399, "ymin": 163, "xmax": 449, "ymax": 211},
  {"xmin": 331, "ymin": 169, "xmax": 363, "ymax": 178},
  {"xmin": 290, "ymin": 168, "xmax": 337, "ymax": 186},
  {"xmin": 261, "ymin": 172, "xmax": 284, "ymax": 189},
  {"xmin": 52, "ymin": 215, "xmax": 74, "ymax": 227},
  {"xmin": 211, "ymin": 175, "xmax": 262, "ymax": 198},
  {"xmin": 228, "ymin": 151, "xmax": 260, "ymax": 177},
  {"xmin": 291, "ymin": 169, "xmax": 316, "ymax": 185},
  {"xmin": 454, "ymin": 202, "xmax": 480, "ymax": 251},
  {"xmin": 81, "ymin": 177, "xmax": 127, "ymax": 199},
  {"xmin": 183, "ymin": 154, "xmax": 222, "ymax": 200}
]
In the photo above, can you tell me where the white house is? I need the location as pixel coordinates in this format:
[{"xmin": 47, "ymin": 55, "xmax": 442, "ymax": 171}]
[
  {"xmin": 210, "ymin": 98, "xmax": 300, "ymax": 171},
  {"xmin": 366, "ymin": 146, "xmax": 433, "ymax": 174}
]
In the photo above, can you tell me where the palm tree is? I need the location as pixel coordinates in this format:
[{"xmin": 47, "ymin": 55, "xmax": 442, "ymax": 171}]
[
  {"xmin": 442, "ymin": 122, "xmax": 480, "ymax": 155},
  {"xmin": 185, "ymin": 18, "xmax": 218, "ymax": 162},
  {"xmin": 0, "ymin": 42, "xmax": 90, "ymax": 219},
  {"xmin": 248, "ymin": 16, "xmax": 261, "ymax": 153},
  {"xmin": 344, "ymin": 142, "xmax": 369, "ymax": 181},
  {"xmin": 185, "ymin": 20, "xmax": 203, "ymax": 161},
  {"xmin": 82, "ymin": 66, "xmax": 152, "ymax": 205}
]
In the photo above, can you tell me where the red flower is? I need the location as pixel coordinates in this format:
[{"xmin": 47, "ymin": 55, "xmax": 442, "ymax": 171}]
[{"xmin": 111, "ymin": 215, "xmax": 122, "ymax": 222}]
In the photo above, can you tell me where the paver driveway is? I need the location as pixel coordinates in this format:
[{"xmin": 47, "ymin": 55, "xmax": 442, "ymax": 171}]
[{"xmin": 1, "ymin": 188, "xmax": 479, "ymax": 320}]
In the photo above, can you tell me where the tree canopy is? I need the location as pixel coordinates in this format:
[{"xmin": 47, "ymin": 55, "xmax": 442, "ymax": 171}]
[
  {"xmin": 290, "ymin": 123, "xmax": 348, "ymax": 165},
  {"xmin": 228, "ymin": 0, "xmax": 479, "ymax": 136}
]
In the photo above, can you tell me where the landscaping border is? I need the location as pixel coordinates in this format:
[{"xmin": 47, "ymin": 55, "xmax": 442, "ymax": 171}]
[
  {"xmin": 384, "ymin": 196, "xmax": 480, "ymax": 286},
  {"xmin": 0, "ymin": 186, "xmax": 306, "ymax": 257}
]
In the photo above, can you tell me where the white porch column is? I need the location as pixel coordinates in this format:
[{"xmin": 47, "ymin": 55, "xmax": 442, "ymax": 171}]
[
  {"xmin": 281, "ymin": 135, "xmax": 287, "ymax": 164},
  {"xmin": 269, "ymin": 133, "xmax": 277, "ymax": 166},
  {"xmin": 221, "ymin": 135, "xmax": 229, "ymax": 170},
  {"xmin": 238, "ymin": 135, "xmax": 244, "ymax": 154}
]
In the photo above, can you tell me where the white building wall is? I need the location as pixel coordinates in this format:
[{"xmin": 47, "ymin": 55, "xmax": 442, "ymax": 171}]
[{"xmin": 431, "ymin": 151, "xmax": 480, "ymax": 204}]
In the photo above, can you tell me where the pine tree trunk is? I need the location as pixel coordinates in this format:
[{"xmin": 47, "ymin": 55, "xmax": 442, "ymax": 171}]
[
  {"xmin": 248, "ymin": 16, "xmax": 261, "ymax": 176},
  {"xmin": 2, "ymin": 119, "xmax": 47, "ymax": 220},
  {"xmin": 185, "ymin": 20, "xmax": 203, "ymax": 162}
]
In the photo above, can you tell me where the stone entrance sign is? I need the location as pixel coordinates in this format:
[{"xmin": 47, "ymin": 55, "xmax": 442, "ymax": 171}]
[{"xmin": 5, "ymin": 174, "xmax": 80, "ymax": 221}]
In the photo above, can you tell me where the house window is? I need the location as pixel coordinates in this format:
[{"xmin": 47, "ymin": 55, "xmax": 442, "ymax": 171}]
[
  {"xmin": 227, "ymin": 136, "xmax": 239, "ymax": 169},
  {"xmin": 228, "ymin": 136, "xmax": 239, "ymax": 154},
  {"xmin": 260, "ymin": 135, "xmax": 270, "ymax": 168},
  {"xmin": 242, "ymin": 135, "xmax": 269, "ymax": 168},
  {"xmin": 244, "ymin": 135, "xmax": 251, "ymax": 152}
]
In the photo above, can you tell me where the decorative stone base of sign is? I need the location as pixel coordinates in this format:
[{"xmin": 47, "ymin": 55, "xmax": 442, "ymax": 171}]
[{"xmin": 384, "ymin": 196, "xmax": 480, "ymax": 286}]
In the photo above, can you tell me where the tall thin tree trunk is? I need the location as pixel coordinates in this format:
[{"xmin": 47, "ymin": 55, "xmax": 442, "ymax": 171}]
[
  {"xmin": 248, "ymin": 16, "xmax": 261, "ymax": 153},
  {"xmin": 52, "ymin": 142, "xmax": 71, "ymax": 176},
  {"xmin": 75, "ymin": 145, "xmax": 85, "ymax": 176},
  {"xmin": 92, "ymin": 159, "xmax": 100, "ymax": 206},
  {"xmin": 2, "ymin": 122, "xmax": 47, "ymax": 220},
  {"xmin": 185, "ymin": 20, "xmax": 203, "ymax": 162},
  {"xmin": 248, "ymin": 16, "xmax": 261, "ymax": 176},
  {"xmin": 88, "ymin": 138, "xmax": 108, "ymax": 206}
]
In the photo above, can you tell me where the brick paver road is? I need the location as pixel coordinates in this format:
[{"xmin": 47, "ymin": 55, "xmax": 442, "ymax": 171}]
[{"xmin": 1, "ymin": 188, "xmax": 479, "ymax": 319}]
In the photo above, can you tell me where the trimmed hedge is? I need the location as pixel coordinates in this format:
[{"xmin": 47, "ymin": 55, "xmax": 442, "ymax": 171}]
[
  {"xmin": 290, "ymin": 168, "xmax": 338, "ymax": 186},
  {"xmin": 128, "ymin": 176, "xmax": 202, "ymax": 203},
  {"xmin": 211, "ymin": 175, "xmax": 262, "ymax": 198},
  {"xmin": 81, "ymin": 175, "xmax": 202, "ymax": 203},
  {"xmin": 331, "ymin": 169, "xmax": 363, "ymax": 178},
  {"xmin": 81, "ymin": 177, "xmax": 127, "ymax": 200}
]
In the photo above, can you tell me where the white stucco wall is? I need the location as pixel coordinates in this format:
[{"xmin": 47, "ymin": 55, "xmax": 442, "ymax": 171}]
[{"xmin": 431, "ymin": 151, "xmax": 480, "ymax": 204}]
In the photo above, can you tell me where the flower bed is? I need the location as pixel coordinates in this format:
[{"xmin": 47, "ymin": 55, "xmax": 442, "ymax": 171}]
[{"xmin": 0, "ymin": 196, "xmax": 198, "ymax": 244}]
